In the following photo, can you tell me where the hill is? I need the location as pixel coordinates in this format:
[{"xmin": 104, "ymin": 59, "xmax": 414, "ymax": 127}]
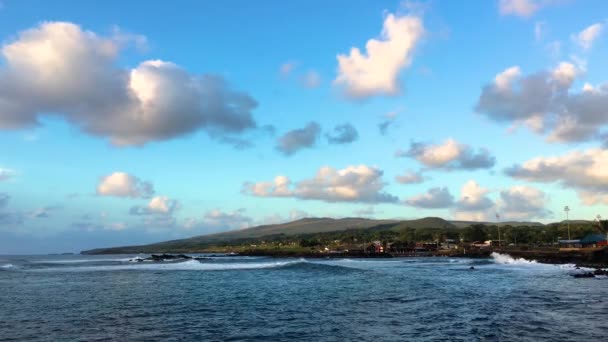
[
  {"xmin": 82, "ymin": 217, "xmax": 399, "ymax": 254},
  {"xmin": 82, "ymin": 216, "xmax": 556, "ymax": 254}
]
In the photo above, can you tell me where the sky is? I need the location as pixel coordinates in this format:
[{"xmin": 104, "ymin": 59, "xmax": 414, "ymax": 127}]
[{"xmin": 1, "ymin": 0, "xmax": 608, "ymax": 254}]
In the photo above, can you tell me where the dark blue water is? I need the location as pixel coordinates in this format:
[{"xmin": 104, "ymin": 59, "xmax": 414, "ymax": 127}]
[{"xmin": 1, "ymin": 254, "xmax": 606, "ymax": 341}]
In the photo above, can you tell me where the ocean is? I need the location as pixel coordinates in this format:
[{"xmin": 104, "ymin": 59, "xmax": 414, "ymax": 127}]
[{"xmin": 1, "ymin": 254, "xmax": 606, "ymax": 341}]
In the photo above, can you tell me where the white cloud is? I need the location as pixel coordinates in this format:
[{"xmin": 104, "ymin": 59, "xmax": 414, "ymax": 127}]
[
  {"xmin": 572, "ymin": 23, "xmax": 603, "ymax": 50},
  {"xmin": 130, "ymin": 196, "xmax": 180, "ymax": 215},
  {"xmin": 456, "ymin": 181, "xmax": 495, "ymax": 211},
  {"xmin": 395, "ymin": 170, "xmax": 425, "ymax": 184},
  {"xmin": 476, "ymin": 62, "xmax": 608, "ymax": 143},
  {"xmin": 334, "ymin": 13, "xmax": 424, "ymax": 99},
  {"xmin": 405, "ymin": 187, "xmax": 454, "ymax": 209},
  {"xmin": 499, "ymin": 0, "xmax": 541, "ymax": 17},
  {"xmin": 505, "ymin": 148, "xmax": 608, "ymax": 205},
  {"xmin": 96, "ymin": 172, "xmax": 154, "ymax": 198},
  {"xmin": 0, "ymin": 22, "xmax": 258, "ymax": 146},
  {"xmin": 243, "ymin": 165, "xmax": 398, "ymax": 203},
  {"xmin": 397, "ymin": 138, "xmax": 496, "ymax": 170},
  {"xmin": 497, "ymin": 185, "xmax": 551, "ymax": 219}
]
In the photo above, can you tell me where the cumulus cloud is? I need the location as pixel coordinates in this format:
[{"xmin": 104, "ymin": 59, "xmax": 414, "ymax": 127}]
[
  {"xmin": 572, "ymin": 23, "xmax": 603, "ymax": 50},
  {"xmin": 475, "ymin": 62, "xmax": 608, "ymax": 143},
  {"xmin": 499, "ymin": 0, "xmax": 541, "ymax": 17},
  {"xmin": 96, "ymin": 172, "xmax": 155, "ymax": 198},
  {"xmin": 0, "ymin": 168, "xmax": 15, "ymax": 181},
  {"xmin": 334, "ymin": 13, "xmax": 424, "ymax": 99},
  {"xmin": 505, "ymin": 148, "xmax": 608, "ymax": 205},
  {"xmin": 326, "ymin": 123, "xmax": 359, "ymax": 144},
  {"xmin": 498, "ymin": 185, "xmax": 552, "ymax": 219},
  {"xmin": 456, "ymin": 181, "xmax": 495, "ymax": 211},
  {"xmin": 405, "ymin": 187, "xmax": 454, "ymax": 209},
  {"xmin": 0, "ymin": 22, "xmax": 258, "ymax": 146},
  {"xmin": 130, "ymin": 196, "xmax": 180, "ymax": 215},
  {"xmin": 276, "ymin": 122, "xmax": 321, "ymax": 155},
  {"xmin": 395, "ymin": 170, "xmax": 425, "ymax": 184},
  {"xmin": 243, "ymin": 165, "xmax": 398, "ymax": 203},
  {"xmin": 397, "ymin": 139, "xmax": 496, "ymax": 170}
]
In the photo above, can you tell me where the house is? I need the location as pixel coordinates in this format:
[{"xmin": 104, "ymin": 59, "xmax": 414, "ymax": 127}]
[
  {"xmin": 558, "ymin": 239, "xmax": 581, "ymax": 249},
  {"xmin": 580, "ymin": 234, "xmax": 608, "ymax": 248}
]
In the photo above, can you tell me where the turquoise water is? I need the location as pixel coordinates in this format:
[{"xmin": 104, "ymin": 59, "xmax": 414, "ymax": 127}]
[{"xmin": 1, "ymin": 254, "xmax": 606, "ymax": 341}]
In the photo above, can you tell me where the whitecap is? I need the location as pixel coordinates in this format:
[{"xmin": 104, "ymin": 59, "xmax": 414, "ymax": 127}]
[
  {"xmin": 491, "ymin": 252, "xmax": 537, "ymax": 265},
  {"xmin": 33, "ymin": 259, "xmax": 305, "ymax": 272}
]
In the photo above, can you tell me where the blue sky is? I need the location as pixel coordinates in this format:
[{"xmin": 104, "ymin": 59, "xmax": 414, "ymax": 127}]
[{"xmin": 1, "ymin": 0, "xmax": 607, "ymax": 253}]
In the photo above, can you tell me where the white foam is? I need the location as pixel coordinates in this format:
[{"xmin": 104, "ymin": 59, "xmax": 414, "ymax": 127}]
[
  {"xmin": 34, "ymin": 259, "xmax": 304, "ymax": 272},
  {"xmin": 32, "ymin": 258, "xmax": 134, "ymax": 264},
  {"xmin": 1, "ymin": 263, "xmax": 14, "ymax": 269},
  {"xmin": 491, "ymin": 252, "xmax": 537, "ymax": 265}
]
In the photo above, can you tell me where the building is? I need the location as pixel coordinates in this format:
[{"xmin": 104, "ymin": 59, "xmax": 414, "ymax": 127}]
[{"xmin": 580, "ymin": 234, "xmax": 608, "ymax": 248}]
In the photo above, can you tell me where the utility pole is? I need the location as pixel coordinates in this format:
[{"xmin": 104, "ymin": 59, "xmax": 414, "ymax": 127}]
[
  {"xmin": 564, "ymin": 206, "xmax": 571, "ymax": 241},
  {"xmin": 496, "ymin": 213, "xmax": 501, "ymax": 248}
]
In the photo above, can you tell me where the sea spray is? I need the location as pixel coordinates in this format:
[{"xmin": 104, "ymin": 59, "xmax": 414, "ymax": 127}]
[{"xmin": 491, "ymin": 252, "xmax": 537, "ymax": 265}]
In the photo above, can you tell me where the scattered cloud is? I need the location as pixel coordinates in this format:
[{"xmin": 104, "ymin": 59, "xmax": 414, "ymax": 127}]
[
  {"xmin": 276, "ymin": 122, "xmax": 321, "ymax": 155},
  {"xmin": 130, "ymin": 196, "xmax": 180, "ymax": 215},
  {"xmin": 243, "ymin": 165, "xmax": 399, "ymax": 203},
  {"xmin": 0, "ymin": 22, "xmax": 258, "ymax": 146},
  {"xmin": 0, "ymin": 168, "xmax": 15, "ymax": 181},
  {"xmin": 396, "ymin": 139, "xmax": 496, "ymax": 170},
  {"xmin": 326, "ymin": 123, "xmax": 359, "ymax": 144},
  {"xmin": 183, "ymin": 208, "xmax": 253, "ymax": 233},
  {"xmin": 405, "ymin": 187, "xmax": 454, "ymax": 209},
  {"xmin": 280, "ymin": 61, "xmax": 298, "ymax": 77},
  {"xmin": 498, "ymin": 185, "xmax": 552, "ymax": 219},
  {"xmin": 96, "ymin": 172, "xmax": 155, "ymax": 198},
  {"xmin": 476, "ymin": 62, "xmax": 608, "ymax": 143},
  {"xmin": 300, "ymin": 70, "xmax": 321, "ymax": 88},
  {"xmin": 334, "ymin": 13, "xmax": 424, "ymax": 99},
  {"xmin": 29, "ymin": 206, "xmax": 61, "ymax": 219},
  {"xmin": 572, "ymin": 23, "xmax": 603, "ymax": 50},
  {"xmin": 505, "ymin": 148, "xmax": 608, "ymax": 205},
  {"xmin": 378, "ymin": 109, "xmax": 400, "ymax": 135},
  {"xmin": 499, "ymin": 0, "xmax": 542, "ymax": 17},
  {"xmin": 456, "ymin": 181, "xmax": 494, "ymax": 211},
  {"xmin": 395, "ymin": 170, "xmax": 425, "ymax": 184}
]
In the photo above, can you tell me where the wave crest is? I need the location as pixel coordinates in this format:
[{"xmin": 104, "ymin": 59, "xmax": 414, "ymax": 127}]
[{"xmin": 491, "ymin": 252, "xmax": 537, "ymax": 265}]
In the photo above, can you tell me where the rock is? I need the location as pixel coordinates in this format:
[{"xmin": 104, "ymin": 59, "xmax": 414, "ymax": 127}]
[
  {"xmin": 469, "ymin": 266, "xmax": 475, "ymax": 270},
  {"xmin": 572, "ymin": 272, "xmax": 595, "ymax": 278},
  {"xmin": 593, "ymin": 269, "xmax": 607, "ymax": 276}
]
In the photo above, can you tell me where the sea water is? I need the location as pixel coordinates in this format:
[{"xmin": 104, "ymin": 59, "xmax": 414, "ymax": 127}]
[{"xmin": 1, "ymin": 253, "xmax": 606, "ymax": 341}]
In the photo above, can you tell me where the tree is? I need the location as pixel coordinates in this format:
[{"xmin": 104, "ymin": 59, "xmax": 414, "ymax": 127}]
[{"xmin": 463, "ymin": 224, "xmax": 488, "ymax": 242}]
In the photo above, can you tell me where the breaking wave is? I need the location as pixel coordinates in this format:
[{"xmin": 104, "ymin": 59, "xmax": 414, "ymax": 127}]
[
  {"xmin": 1, "ymin": 263, "xmax": 15, "ymax": 269},
  {"xmin": 34, "ymin": 259, "xmax": 308, "ymax": 272},
  {"xmin": 491, "ymin": 252, "xmax": 537, "ymax": 265}
]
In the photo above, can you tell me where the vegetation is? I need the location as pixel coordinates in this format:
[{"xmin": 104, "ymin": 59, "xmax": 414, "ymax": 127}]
[{"xmin": 82, "ymin": 217, "xmax": 608, "ymax": 255}]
